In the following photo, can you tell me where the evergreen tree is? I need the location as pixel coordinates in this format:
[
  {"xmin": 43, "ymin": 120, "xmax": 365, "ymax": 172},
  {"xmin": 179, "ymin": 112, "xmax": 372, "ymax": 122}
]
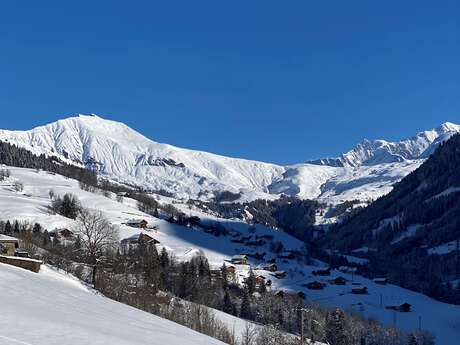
[
  {"xmin": 13, "ymin": 220, "xmax": 19, "ymax": 234},
  {"xmin": 222, "ymin": 290, "xmax": 235, "ymax": 315},
  {"xmin": 33, "ymin": 222, "xmax": 42, "ymax": 233},
  {"xmin": 325, "ymin": 308, "xmax": 347, "ymax": 345},
  {"xmin": 4, "ymin": 220, "xmax": 11, "ymax": 235},
  {"xmin": 245, "ymin": 268, "xmax": 256, "ymax": 295},
  {"xmin": 240, "ymin": 288, "xmax": 252, "ymax": 320}
]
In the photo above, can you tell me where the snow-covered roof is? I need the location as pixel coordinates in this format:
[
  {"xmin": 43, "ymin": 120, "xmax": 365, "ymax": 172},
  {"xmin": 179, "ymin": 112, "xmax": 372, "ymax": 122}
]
[{"xmin": 0, "ymin": 234, "xmax": 18, "ymax": 242}]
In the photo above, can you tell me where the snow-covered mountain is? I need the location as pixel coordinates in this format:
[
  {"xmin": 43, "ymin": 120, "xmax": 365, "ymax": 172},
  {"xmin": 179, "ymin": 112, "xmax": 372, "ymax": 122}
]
[
  {"xmin": 0, "ymin": 114, "xmax": 458, "ymax": 203},
  {"xmin": 308, "ymin": 122, "xmax": 460, "ymax": 167}
]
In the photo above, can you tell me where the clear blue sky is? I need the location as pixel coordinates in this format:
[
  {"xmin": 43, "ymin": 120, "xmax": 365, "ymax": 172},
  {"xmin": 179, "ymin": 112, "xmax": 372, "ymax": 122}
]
[{"xmin": 0, "ymin": 1, "xmax": 459, "ymax": 164}]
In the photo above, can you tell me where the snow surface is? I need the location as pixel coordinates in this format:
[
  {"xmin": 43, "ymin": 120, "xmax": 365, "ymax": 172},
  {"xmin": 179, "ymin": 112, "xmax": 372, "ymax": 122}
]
[
  {"xmin": 0, "ymin": 263, "xmax": 226, "ymax": 345},
  {"xmin": 0, "ymin": 167, "xmax": 459, "ymax": 343},
  {"xmin": 428, "ymin": 241, "xmax": 459, "ymax": 256},
  {"xmin": 0, "ymin": 114, "xmax": 454, "ymax": 205}
]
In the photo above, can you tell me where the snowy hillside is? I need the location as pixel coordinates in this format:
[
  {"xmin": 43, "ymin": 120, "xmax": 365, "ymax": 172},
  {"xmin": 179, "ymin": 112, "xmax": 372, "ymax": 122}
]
[
  {"xmin": 0, "ymin": 115, "xmax": 457, "ymax": 204},
  {"xmin": 0, "ymin": 263, "xmax": 226, "ymax": 345},
  {"xmin": 1, "ymin": 166, "xmax": 459, "ymax": 344}
]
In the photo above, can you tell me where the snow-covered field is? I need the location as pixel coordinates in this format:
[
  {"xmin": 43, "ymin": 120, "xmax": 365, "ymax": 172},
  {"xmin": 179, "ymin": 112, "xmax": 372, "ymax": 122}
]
[
  {"xmin": 1, "ymin": 166, "xmax": 460, "ymax": 344},
  {"xmin": 0, "ymin": 263, "xmax": 226, "ymax": 345}
]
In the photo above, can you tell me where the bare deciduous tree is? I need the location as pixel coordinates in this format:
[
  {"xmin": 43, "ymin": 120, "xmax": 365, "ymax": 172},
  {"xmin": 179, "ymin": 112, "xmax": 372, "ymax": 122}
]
[{"xmin": 77, "ymin": 208, "xmax": 119, "ymax": 265}]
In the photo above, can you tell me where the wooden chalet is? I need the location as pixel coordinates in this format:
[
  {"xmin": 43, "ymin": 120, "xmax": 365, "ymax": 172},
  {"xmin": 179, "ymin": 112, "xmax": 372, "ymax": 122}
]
[
  {"xmin": 262, "ymin": 263, "xmax": 278, "ymax": 272},
  {"xmin": 231, "ymin": 255, "xmax": 248, "ymax": 265},
  {"xmin": 0, "ymin": 235, "xmax": 19, "ymax": 256},
  {"xmin": 386, "ymin": 302, "xmax": 411, "ymax": 312},
  {"xmin": 121, "ymin": 232, "xmax": 160, "ymax": 253},
  {"xmin": 312, "ymin": 267, "xmax": 331, "ymax": 276},
  {"xmin": 351, "ymin": 286, "xmax": 368, "ymax": 294},
  {"xmin": 373, "ymin": 277, "xmax": 388, "ymax": 285},
  {"xmin": 126, "ymin": 219, "xmax": 149, "ymax": 229},
  {"xmin": 274, "ymin": 271, "xmax": 287, "ymax": 279},
  {"xmin": 50, "ymin": 228, "xmax": 76, "ymax": 241},
  {"xmin": 329, "ymin": 276, "xmax": 347, "ymax": 285},
  {"xmin": 305, "ymin": 281, "xmax": 325, "ymax": 290}
]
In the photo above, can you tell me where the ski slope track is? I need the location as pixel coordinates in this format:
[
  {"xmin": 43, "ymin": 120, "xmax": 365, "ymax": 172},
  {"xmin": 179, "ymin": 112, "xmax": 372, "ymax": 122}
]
[{"xmin": 0, "ymin": 114, "xmax": 458, "ymax": 204}]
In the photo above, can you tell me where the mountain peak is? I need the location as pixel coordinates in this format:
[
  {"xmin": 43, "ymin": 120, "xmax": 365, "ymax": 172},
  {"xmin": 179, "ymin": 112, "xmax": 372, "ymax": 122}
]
[{"xmin": 308, "ymin": 122, "xmax": 460, "ymax": 167}]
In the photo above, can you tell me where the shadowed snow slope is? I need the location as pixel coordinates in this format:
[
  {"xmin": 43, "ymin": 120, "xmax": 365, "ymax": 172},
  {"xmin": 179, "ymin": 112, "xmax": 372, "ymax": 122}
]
[
  {"xmin": 0, "ymin": 114, "xmax": 457, "ymax": 203},
  {"xmin": 0, "ymin": 264, "xmax": 225, "ymax": 345}
]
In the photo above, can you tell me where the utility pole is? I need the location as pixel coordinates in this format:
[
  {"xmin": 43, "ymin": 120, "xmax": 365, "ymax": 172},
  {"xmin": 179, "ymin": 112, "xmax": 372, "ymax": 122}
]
[{"xmin": 300, "ymin": 309, "xmax": 304, "ymax": 345}]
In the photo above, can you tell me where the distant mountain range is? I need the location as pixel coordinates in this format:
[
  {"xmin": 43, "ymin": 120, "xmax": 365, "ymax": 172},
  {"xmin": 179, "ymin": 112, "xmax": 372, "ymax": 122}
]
[{"xmin": 0, "ymin": 114, "xmax": 458, "ymax": 204}]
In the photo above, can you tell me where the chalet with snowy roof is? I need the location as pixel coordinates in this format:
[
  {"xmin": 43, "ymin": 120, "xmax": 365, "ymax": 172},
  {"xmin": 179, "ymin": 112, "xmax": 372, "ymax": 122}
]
[
  {"xmin": 373, "ymin": 277, "xmax": 388, "ymax": 285},
  {"xmin": 231, "ymin": 254, "xmax": 248, "ymax": 265},
  {"xmin": 120, "ymin": 232, "xmax": 160, "ymax": 253},
  {"xmin": 126, "ymin": 219, "xmax": 148, "ymax": 229},
  {"xmin": 261, "ymin": 263, "xmax": 278, "ymax": 272},
  {"xmin": 305, "ymin": 281, "xmax": 325, "ymax": 290},
  {"xmin": 351, "ymin": 286, "xmax": 368, "ymax": 294},
  {"xmin": 329, "ymin": 276, "xmax": 347, "ymax": 285},
  {"xmin": 274, "ymin": 271, "xmax": 287, "ymax": 279},
  {"xmin": 385, "ymin": 302, "xmax": 411, "ymax": 312},
  {"xmin": 0, "ymin": 235, "xmax": 19, "ymax": 256},
  {"xmin": 50, "ymin": 228, "xmax": 76, "ymax": 240}
]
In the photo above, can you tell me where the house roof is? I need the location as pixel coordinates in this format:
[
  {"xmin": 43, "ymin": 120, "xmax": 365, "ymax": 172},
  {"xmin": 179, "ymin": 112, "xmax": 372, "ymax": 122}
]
[
  {"xmin": 127, "ymin": 219, "xmax": 148, "ymax": 224},
  {"xmin": 121, "ymin": 232, "xmax": 154, "ymax": 242},
  {"xmin": 0, "ymin": 235, "xmax": 18, "ymax": 243}
]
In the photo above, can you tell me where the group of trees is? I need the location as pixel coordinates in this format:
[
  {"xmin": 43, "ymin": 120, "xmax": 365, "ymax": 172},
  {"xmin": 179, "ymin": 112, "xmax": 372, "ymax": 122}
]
[
  {"xmin": 0, "ymin": 140, "xmax": 97, "ymax": 186},
  {"xmin": 324, "ymin": 134, "xmax": 460, "ymax": 304},
  {"xmin": 188, "ymin": 195, "xmax": 318, "ymax": 241}
]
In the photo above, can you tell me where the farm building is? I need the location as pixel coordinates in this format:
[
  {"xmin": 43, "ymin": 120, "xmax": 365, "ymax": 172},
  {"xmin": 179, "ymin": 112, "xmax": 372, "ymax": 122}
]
[
  {"xmin": 312, "ymin": 267, "xmax": 331, "ymax": 276},
  {"xmin": 351, "ymin": 286, "xmax": 368, "ymax": 294},
  {"xmin": 231, "ymin": 255, "xmax": 248, "ymax": 265},
  {"xmin": 261, "ymin": 263, "xmax": 278, "ymax": 272},
  {"xmin": 50, "ymin": 228, "xmax": 76, "ymax": 241},
  {"xmin": 274, "ymin": 271, "xmax": 287, "ymax": 279},
  {"xmin": 305, "ymin": 281, "xmax": 326, "ymax": 290},
  {"xmin": 386, "ymin": 302, "xmax": 412, "ymax": 312},
  {"xmin": 126, "ymin": 219, "xmax": 149, "ymax": 229},
  {"xmin": 0, "ymin": 235, "xmax": 19, "ymax": 256},
  {"xmin": 120, "ymin": 232, "xmax": 160, "ymax": 253},
  {"xmin": 329, "ymin": 276, "xmax": 347, "ymax": 285},
  {"xmin": 373, "ymin": 277, "xmax": 388, "ymax": 285}
]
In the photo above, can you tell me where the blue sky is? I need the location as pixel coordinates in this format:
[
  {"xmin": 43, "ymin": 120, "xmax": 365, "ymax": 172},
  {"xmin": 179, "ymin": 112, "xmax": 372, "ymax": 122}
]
[{"xmin": 0, "ymin": 1, "xmax": 459, "ymax": 164}]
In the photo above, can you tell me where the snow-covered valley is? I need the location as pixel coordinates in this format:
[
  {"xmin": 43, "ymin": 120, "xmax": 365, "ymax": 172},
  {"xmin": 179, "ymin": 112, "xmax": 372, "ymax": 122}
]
[{"xmin": 1, "ymin": 166, "xmax": 459, "ymax": 345}]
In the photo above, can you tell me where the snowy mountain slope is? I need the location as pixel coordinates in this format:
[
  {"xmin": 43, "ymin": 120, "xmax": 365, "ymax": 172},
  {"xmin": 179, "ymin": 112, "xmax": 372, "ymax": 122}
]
[
  {"xmin": 0, "ymin": 263, "xmax": 226, "ymax": 345},
  {"xmin": 1, "ymin": 166, "xmax": 458, "ymax": 345},
  {"xmin": 0, "ymin": 115, "xmax": 457, "ymax": 204},
  {"xmin": 0, "ymin": 115, "xmax": 284, "ymax": 200},
  {"xmin": 308, "ymin": 122, "xmax": 460, "ymax": 167}
]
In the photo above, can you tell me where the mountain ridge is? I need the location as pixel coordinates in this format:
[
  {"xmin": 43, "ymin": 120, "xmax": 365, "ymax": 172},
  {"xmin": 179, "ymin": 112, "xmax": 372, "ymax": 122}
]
[{"xmin": 0, "ymin": 114, "xmax": 457, "ymax": 204}]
